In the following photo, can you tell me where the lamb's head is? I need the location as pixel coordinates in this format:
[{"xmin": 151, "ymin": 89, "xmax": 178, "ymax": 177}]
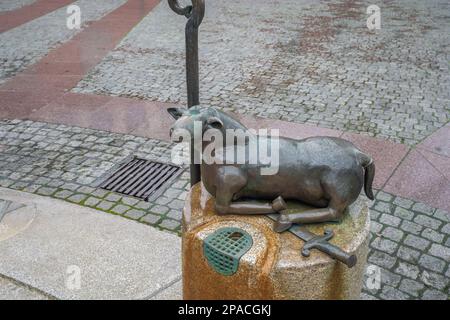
[{"xmin": 167, "ymin": 105, "xmax": 247, "ymax": 143}]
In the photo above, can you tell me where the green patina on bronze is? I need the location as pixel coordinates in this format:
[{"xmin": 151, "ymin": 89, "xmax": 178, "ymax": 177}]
[{"xmin": 203, "ymin": 227, "xmax": 253, "ymax": 276}]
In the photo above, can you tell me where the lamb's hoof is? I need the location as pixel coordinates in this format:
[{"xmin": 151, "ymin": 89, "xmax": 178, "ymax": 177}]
[
  {"xmin": 273, "ymin": 213, "xmax": 292, "ymax": 233},
  {"xmin": 272, "ymin": 196, "xmax": 287, "ymax": 212}
]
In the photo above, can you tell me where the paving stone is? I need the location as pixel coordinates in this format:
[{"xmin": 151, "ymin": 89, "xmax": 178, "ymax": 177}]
[
  {"xmin": 399, "ymin": 279, "xmax": 424, "ymax": 298},
  {"xmin": 368, "ymin": 250, "xmax": 397, "ymax": 269},
  {"xmin": 141, "ymin": 214, "xmax": 161, "ymax": 225},
  {"xmin": 370, "ymin": 237, "xmax": 398, "ymax": 255},
  {"xmin": 400, "ymin": 220, "xmax": 423, "ymax": 235},
  {"xmin": 167, "ymin": 209, "xmax": 182, "ymax": 220},
  {"xmin": 370, "ymin": 210, "xmax": 381, "ymax": 221},
  {"xmin": 121, "ymin": 197, "xmax": 139, "ymax": 206},
  {"xmin": 379, "ymin": 268, "xmax": 401, "ymax": 287},
  {"xmin": 78, "ymin": 186, "xmax": 96, "ymax": 194},
  {"xmin": 397, "ymin": 246, "xmax": 421, "ymax": 264},
  {"xmin": 111, "ymin": 205, "xmax": 130, "ymax": 215},
  {"xmin": 159, "ymin": 219, "xmax": 180, "ymax": 231},
  {"xmin": 421, "ymin": 228, "xmax": 444, "ymax": 243},
  {"xmin": 47, "ymin": 180, "xmax": 64, "ymax": 188},
  {"xmin": 136, "ymin": 201, "xmax": 152, "ymax": 210},
  {"xmin": 163, "ymin": 188, "xmax": 182, "ymax": 199},
  {"xmin": 154, "ymin": 196, "xmax": 171, "ymax": 206},
  {"xmin": 395, "ymin": 262, "xmax": 420, "ymax": 280},
  {"xmin": 54, "ymin": 190, "xmax": 73, "ymax": 199},
  {"xmin": 404, "ymin": 235, "xmax": 430, "ymax": 251},
  {"xmin": 441, "ymin": 223, "xmax": 450, "ymax": 234},
  {"xmin": 360, "ymin": 292, "xmax": 378, "ymax": 300},
  {"xmin": 414, "ymin": 215, "xmax": 442, "ymax": 230},
  {"xmin": 0, "ymin": 179, "xmax": 14, "ymax": 188},
  {"xmin": 421, "ymin": 289, "xmax": 447, "ymax": 300},
  {"xmin": 23, "ymin": 184, "xmax": 41, "ymax": 193},
  {"xmin": 374, "ymin": 202, "xmax": 393, "ymax": 214},
  {"xmin": 36, "ymin": 187, "xmax": 56, "ymax": 196},
  {"xmin": 420, "ymin": 271, "xmax": 449, "ymax": 290},
  {"xmin": 433, "ymin": 209, "xmax": 449, "ymax": 222},
  {"xmin": 150, "ymin": 205, "xmax": 169, "ymax": 215},
  {"xmin": 418, "ymin": 254, "xmax": 446, "ymax": 273},
  {"xmin": 34, "ymin": 177, "xmax": 51, "ymax": 185},
  {"xmin": 124, "ymin": 209, "xmax": 146, "ymax": 220},
  {"xmin": 105, "ymin": 193, "xmax": 122, "ymax": 202},
  {"xmin": 376, "ymin": 192, "xmax": 393, "ymax": 203},
  {"xmin": 61, "ymin": 183, "xmax": 80, "ymax": 192},
  {"xmin": 393, "ymin": 207, "xmax": 414, "ymax": 221},
  {"xmin": 380, "ymin": 285, "xmax": 410, "ymax": 300},
  {"xmin": 91, "ymin": 189, "xmax": 109, "ymax": 198},
  {"xmin": 380, "ymin": 214, "xmax": 401, "ymax": 227},
  {"xmin": 381, "ymin": 227, "xmax": 404, "ymax": 242},
  {"xmin": 370, "ymin": 221, "xmax": 383, "ymax": 234},
  {"xmin": 96, "ymin": 201, "xmax": 115, "ymax": 211},
  {"xmin": 428, "ymin": 244, "xmax": 450, "ymax": 260},
  {"xmin": 9, "ymin": 182, "xmax": 28, "ymax": 192},
  {"xmin": 67, "ymin": 194, "xmax": 87, "ymax": 204},
  {"xmin": 412, "ymin": 203, "xmax": 435, "ymax": 215},
  {"xmin": 85, "ymin": 197, "xmax": 101, "ymax": 207},
  {"xmin": 168, "ymin": 199, "xmax": 185, "ymax": 210}
]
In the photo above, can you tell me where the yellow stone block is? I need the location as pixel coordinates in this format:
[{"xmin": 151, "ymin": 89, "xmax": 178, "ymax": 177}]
[{"xmin": 183, "ymin": 183, "xmax": 370, "ymax": 300}]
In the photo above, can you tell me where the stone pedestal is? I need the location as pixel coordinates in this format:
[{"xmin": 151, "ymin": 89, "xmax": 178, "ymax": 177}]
[{"xmin": 182, "ymin": 183, "xmax": 370, "ymax": 300}]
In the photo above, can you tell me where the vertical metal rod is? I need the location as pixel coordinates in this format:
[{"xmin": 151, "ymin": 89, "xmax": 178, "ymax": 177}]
[{"xmin": 168, "ymin": 0, "xmax": 204, "ymax": 186}]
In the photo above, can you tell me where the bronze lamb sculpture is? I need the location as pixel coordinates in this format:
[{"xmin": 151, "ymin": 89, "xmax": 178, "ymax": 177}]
[{"xmin": 168, "ymin": 106, "xmax": 375, "ymax": 232}]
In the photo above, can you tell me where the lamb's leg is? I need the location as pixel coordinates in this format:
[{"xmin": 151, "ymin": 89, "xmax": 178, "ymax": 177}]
[
  {"xmin": 274, "ymin": 199, "xmax": 346, "ymax": 232},
  {"xmin": 215, "ymin": 167, "xmax": 287, "ymax": 215}
]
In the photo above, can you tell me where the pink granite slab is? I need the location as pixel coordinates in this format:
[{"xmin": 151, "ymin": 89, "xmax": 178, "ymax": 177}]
[
  {"xmin": 28, "ymin": 92, "xmax": 112, "ymax": 127},
  {"xmin": 341, "ymin": 132, "xmax": 409, "ymax": 189},
  {"xmin": 0, "ymin": 90, "xmax": 61, "ymax": 119},
  {"xmin": 236, "ymin": 114, "xmax": 342, "ymax": 140},
  {"xmin": 94, "ymin": 97, "xmax": 173, "ymax": 134},
  {"xmin": 418, "ymin": 124, "xmax": 450, "ymax": 158},
  {"xmin": 384, "ymin": 150, "xmax": 450, "ymax": 212},
  {"xmin": 417, "ymin": 149, "xmax": 450, "ymax": 181}
]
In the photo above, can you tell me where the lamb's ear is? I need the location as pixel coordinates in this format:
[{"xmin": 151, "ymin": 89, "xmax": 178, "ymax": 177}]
[
  {"xmin": 207, "ymin": 116, "xmax": 223, "ymax": 129},
  {"xmin": 167, "ymin": 107, "xmax": 185, "ymax": 120}
]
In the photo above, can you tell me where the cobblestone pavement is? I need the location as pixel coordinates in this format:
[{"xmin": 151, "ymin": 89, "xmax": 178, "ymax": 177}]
[
  {"xmin": 74, "ymin": 0, "xmax": 450, "ymax": 145},
  {"xmin": 0, "ymin": 119, "xmax": 448, "ymax": 299},
  {"xmin": 0, "ymin": 0, "xmax": 126, "ymax": 83},
  {"xmin": 362, "ymin": 191, "xmax": 449, "ymax": 300},
  {"xmin": 0, "ymin": 119, "xmax": 189, "ymax": 234},
  {"xmin": 0, "ymin": 0, "xmax": 35, "ymax": 12}
]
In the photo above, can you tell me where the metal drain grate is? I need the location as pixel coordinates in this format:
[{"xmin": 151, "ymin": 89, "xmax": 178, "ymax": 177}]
[
  {"xmin": 98, "ymin": 158, "xmax": 183, "ymax": 201},
  {"xmin": 203, "ymin": 227, "xmax": 253, "ymax": 276}
]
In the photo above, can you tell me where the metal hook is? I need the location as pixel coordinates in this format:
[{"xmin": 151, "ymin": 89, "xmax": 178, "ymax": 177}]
[{"xmin": 168, "ymin": 0, "xmax": 205, "ymax": 27}]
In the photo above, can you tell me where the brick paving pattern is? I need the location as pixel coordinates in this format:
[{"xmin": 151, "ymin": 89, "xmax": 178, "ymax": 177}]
[
  {"xmin": 0, "ymin": 119, "xmax": 448, "ymax": 299},
  {"xmin": 74, "ymin": 0, "xmax": 450, "ymax": 145},
  {"xmin": 0, "ymin": 0, "xmax": 126, "ymax": 83}
]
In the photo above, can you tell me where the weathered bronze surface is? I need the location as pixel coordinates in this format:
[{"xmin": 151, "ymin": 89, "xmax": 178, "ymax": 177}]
[
  {"xmin": 168, "ymin": 0, "xmax": 374, "ymax": 268},
  {"xmin": 266, "ymin": 214, "xmax": 356, "ymax": 267},
  {"xmin": 168, "ymin": 106, "xmax": 375, "ymax": 228},
  {"xmin": 182, "ymin": 183, "xmax": 370, "ymax": 299},
  {"xmin": 168, "ymin": 0, "xmax": 205, "ymax": 185}
]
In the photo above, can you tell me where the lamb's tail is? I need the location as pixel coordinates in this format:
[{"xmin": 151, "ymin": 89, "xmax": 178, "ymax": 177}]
[{"xmin": 358, "ymin": 152, "xmax": 375, "ymax": 200}]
